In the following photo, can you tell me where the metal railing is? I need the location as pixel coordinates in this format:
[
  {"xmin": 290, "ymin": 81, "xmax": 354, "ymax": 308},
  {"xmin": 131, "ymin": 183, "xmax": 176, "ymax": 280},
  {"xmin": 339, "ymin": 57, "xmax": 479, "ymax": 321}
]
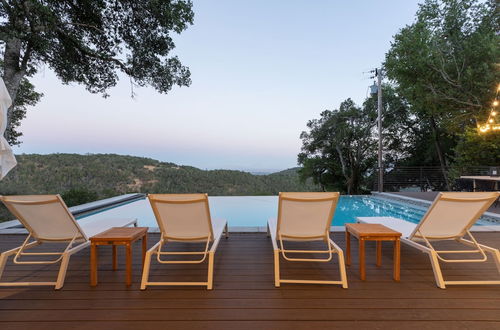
[{"xmin": 373, "ymin": 166, "xmax": 497, "ymax": 192}]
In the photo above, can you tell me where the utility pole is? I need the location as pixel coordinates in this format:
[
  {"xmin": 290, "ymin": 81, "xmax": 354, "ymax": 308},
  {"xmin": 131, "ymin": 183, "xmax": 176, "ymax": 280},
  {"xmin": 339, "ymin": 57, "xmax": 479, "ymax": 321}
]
[{"xmin": 376, "ymin": 68, "xmax": 383, "ymax": 192}]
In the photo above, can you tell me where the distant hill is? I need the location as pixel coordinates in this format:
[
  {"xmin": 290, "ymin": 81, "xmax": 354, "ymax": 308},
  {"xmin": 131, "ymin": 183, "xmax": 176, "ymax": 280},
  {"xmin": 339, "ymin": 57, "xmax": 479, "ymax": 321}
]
[{"xmin": 0, "ymin": 153, "xmax": 320, "ymax": 220}]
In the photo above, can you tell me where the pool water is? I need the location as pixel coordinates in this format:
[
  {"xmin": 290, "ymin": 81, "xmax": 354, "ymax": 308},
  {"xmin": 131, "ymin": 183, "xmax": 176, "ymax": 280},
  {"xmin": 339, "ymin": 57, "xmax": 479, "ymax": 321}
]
[{"xmin": 78, "ymin": 195, "xmax": 493, "ymax": 227}]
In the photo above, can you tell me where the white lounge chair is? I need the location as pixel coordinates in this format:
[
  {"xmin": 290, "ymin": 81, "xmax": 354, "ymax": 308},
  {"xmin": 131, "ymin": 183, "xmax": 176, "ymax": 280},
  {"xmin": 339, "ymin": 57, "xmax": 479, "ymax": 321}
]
[
  {"xmin": 268, "ymin": 192, "xmax": 348, "ymax": 288},
  {"xmin": 141, "ymin": 194, "xmax": 228, "ymax": 290},
  {"xmin": 0, "ymin": 195, "xmax": 137, "ymax": 289},
  {"xmin": 358, "ymin": 192, "xmax": 500, "ymax": 289}
]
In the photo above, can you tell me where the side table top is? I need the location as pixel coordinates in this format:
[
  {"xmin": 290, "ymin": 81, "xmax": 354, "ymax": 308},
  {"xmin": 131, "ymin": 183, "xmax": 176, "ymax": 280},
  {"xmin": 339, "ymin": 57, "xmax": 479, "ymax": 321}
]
[
  {"xmin": 90, "ymin": 227, "xmax": 148, "ymax": 242},
  {"xmin": 346, "ymin": 223, "xmax": 401, "ymax": 237}
]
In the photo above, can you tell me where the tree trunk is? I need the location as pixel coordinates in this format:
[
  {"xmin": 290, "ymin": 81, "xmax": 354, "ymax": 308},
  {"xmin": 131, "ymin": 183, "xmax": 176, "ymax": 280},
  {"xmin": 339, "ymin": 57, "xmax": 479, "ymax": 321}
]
[
  {"xmin": 335, "ymin": 145, "xmax": 352, "ymax": 194},
  {"xmin": 429, "ymin": 116, "xmax": 452, "ymax": 190},
  {"xmin": 3, "ymin": 37, "xmax": 26, "ymax": 139}
]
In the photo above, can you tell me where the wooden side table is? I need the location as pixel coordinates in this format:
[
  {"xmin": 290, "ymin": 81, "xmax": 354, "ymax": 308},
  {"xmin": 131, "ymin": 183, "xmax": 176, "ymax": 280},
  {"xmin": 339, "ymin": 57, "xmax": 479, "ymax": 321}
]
[
  {"xmin": 90, "ymin": 227, "xmax": 148, "ymax": 286},
  {"xmin": 345, "ymin": 223, "xmax": 401, "ymax": 281}
]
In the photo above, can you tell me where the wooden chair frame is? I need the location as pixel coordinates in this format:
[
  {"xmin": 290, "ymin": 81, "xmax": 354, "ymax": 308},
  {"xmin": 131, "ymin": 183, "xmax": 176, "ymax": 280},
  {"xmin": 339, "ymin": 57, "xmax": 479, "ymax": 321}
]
[
  {"xmin": 141, "ymin": 194, "xmax": 228, "ymax": 290},
  {"xmin": 268, "ymin": 193, "xmax": 348, "ymax": 288},
  {"xmin": 407, "ymin": 193, "xmax": 500, "ymax": 289},
  {"xmin": 359, "ymin": 192, "xmax": 500, "ymax": 289},
  {"xmin": 0, "ymin": 195, "xmax": 137, "ymax": 290},
  {"xmin": 403, "ymin": 235, "xmax": 500, "ymax": 289}
]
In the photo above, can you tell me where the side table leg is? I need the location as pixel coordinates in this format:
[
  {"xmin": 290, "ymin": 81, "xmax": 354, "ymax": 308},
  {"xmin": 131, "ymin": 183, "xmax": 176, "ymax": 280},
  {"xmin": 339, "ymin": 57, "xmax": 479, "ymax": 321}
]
[
  {"xmin": 90, "ymin": 243, "xmax": 98, "ymax": 286},
  {"xmin": 112, "ymin": 245, "xmax": 117, "ymax": 271},
  {"xmin": 376, "ymin": 241, "xmax": 382, "ymax": 267},
  {"xmin": 394, "ymin": 238, "xmax": 401, "ymax": 281},
  {"xmin": 345, "ymin": 231, "xmax": 351, "ymax": 266},
  {"xmin": 142, "ymin": 234, "xmax": 148, "ymax": 270},
  {"xmin": 359, "ymin": 238, "xmax": 365, "ymax": 281},
  {"xmin": 126, "ymin": 242, "xmax": 132, "ymax": 286}
]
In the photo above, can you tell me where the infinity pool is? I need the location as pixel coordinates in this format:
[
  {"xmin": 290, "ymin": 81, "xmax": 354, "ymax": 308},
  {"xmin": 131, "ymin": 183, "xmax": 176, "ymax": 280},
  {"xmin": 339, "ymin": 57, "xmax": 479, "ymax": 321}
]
[{"xmin": 78, "ymin": 195, "xmax": 495, "ymax": 227}]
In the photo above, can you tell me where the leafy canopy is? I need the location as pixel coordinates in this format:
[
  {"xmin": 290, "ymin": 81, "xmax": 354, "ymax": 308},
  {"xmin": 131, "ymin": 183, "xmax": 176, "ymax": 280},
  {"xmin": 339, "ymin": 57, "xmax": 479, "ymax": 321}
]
[
  {"xmin": 1, "ymin": 0, "xmax": 194, "ymax": 95},
  {"xmin": 298, "ymin": 98, "xmax": 377, "ymax": 194},
  {"xmin": 384, "ymin": 0, "xmax": 499, "ymax": 133}
]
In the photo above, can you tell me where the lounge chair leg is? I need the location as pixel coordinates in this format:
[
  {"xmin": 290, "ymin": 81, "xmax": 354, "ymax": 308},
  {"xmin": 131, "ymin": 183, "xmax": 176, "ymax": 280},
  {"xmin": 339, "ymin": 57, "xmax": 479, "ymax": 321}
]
[
  {"xmin": 0, "ymin": 252, "xmax": 9, "ymax": 281},
  {"xmin": 207, "ymin": 251, "xmax": 214, "ymax": 290},
  {"xmin": 491, "ymin": 249, "xmax": 500, "ymax": 274},
  {"xmin": 336, "ymin": 249, "xmax": 348, "ymax": 289},
  {"xmin": 429, "ymin": 251, "xmax": 445, "ymax": 289},
  {"xmin": 225, "ymin": 224, "xmax": 229, "ymax": 239},
  {"xmin": 274, "ymin": 249, "xmax": 280, "ymax": 287},
  {"xmin": 140, "ymin": 250, "xmax": 153, "ymax": 290},
  {"xmin": 55, "ymin": 253, "xmax": 71, "ymax": 290}
]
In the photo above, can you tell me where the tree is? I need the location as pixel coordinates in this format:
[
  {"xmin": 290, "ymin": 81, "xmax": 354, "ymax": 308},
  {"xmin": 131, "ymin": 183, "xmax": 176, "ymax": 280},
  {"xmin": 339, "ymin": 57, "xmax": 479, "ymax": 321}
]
[
  {"xmin": 298, "ymin": 99, "xmax": 377, "ymax": 194},
  {"xmin": 363, "ymin": 84, "xmax": 416, "ymax": 166},
  {"xmin": 384, "ymin": 0, "xmax": 499, "ymax": 188},
  {"xmin": 0, "ymin": 0, "xmax": 194, "ymax": 144}
]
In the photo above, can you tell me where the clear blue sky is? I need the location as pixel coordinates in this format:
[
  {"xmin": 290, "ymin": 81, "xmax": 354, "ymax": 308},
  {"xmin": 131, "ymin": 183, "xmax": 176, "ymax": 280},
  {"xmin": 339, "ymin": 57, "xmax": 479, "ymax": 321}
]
[{"xmin": 17, "ymin": 0, "xmax": 422, "ymax": 172}]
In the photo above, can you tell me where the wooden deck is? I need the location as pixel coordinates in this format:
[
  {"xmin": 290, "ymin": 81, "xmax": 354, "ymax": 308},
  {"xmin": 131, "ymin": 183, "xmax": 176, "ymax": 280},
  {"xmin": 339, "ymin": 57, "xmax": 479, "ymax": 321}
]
[{"xmin": 1, "ymin": 232, "xmax": 500, "ymax": 329}]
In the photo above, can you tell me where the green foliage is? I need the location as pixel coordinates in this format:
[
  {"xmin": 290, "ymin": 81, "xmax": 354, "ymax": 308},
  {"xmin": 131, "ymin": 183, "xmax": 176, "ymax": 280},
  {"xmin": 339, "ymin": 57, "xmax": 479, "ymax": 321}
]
[
  {"xmin": 0, "ymin": 153, "xmax": 320, "ymax": 221},
  {"xmin": 6, "ymin": 77, "xmax": 43, "ymax": 145},
  {"xmin": 453, "ymin": 128, "xmax": 500, "ymax": 168},
  {"xmin": 1, "ymin": 0, "xmax": 194, "ymax": 142},
  {"xmin": 385, "ymin": 0, "xmax": 499, "ymax": 132},
  {"xmin": 363, "ymin": 84, "xmax": 418, "ymax": 165},
  {"xmin": 298, "ymin": 98, "xmax": 377, "ymax": 194},
  {"xmin": 0, "ymin": 61, "xmax": 43, "ymax": 145},
  {"xmin": 61, "ymin": 188, "xmax": 98, "ymax": 207}
]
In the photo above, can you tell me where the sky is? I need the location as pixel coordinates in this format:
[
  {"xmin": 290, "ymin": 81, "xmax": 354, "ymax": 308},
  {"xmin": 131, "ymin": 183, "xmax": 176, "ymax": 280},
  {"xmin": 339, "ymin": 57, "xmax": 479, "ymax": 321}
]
[{"xmin": 16, "ymin": 0, "xmax": 423, "ymax": 172}]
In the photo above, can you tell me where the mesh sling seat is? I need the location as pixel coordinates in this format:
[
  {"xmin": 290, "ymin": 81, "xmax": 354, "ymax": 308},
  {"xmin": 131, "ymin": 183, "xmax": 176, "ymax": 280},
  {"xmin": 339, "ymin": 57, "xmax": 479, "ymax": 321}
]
[
  {"xmin": 267, "ymin": 192, "xmax": 348, "ymax": 288},
  {"xmin": 0, "ymin": 195, "xmax": 137, "ymax": 289},
  {"xmin": 141, "ymin": 194, "xmax": 228, "ymax": 290},
  {"xmin": 358, "ymin": 192, "xmax": 500, "ymax": 289}
]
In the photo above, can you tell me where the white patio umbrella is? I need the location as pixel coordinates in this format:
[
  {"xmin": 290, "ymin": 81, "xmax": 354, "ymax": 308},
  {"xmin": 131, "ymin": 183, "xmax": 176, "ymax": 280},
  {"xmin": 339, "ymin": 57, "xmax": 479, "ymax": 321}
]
[{"xmin": 0, "ymin": 78, "xmax": 17, "ymax": 179}]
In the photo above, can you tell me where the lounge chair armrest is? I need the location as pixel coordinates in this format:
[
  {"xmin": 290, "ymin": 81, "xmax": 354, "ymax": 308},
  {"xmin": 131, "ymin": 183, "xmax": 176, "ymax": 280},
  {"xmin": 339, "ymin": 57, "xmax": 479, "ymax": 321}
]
[
  {"xmin": 268, "ymin": 218, "xmax": 279, "ymax": 250},
  {"xmin": 209, "ymin": 219, "xmax": 227, "ymax": 253}
]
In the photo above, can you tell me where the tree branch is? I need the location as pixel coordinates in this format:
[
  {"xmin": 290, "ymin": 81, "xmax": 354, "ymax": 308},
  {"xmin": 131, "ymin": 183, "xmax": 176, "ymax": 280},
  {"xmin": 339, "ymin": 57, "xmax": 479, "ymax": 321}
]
[
  {"xmin": 62, "ymin": 22, "xmax": 105, "ymax": 33},
  {"xmin": 0, "ymin": 0, "xmax": 12, "ymax": 15},
  {"xmin": 56, "ymin": 27, "xmax": 132, "ymax": 76},
  {"xmin": 20, "ymin": 41, "xmax": 32, "ymax": 71}
]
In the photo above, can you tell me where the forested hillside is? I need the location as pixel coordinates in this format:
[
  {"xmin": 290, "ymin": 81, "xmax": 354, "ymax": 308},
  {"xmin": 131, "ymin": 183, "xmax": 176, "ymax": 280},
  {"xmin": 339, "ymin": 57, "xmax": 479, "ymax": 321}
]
[
  {"xmin": 0, "ymin": 153, "xmax": 320, "ymax": 221},
  {"xmin": 0, "ymin": 153, "xmax": 319, "ymax": 202}
]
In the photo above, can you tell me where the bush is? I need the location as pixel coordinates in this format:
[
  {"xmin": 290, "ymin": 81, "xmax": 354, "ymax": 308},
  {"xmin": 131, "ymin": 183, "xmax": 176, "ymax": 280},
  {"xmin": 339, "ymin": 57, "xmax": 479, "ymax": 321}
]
[{"xmin": 61, "ymin": 188, "xmax": 99, "ymax": 207}]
